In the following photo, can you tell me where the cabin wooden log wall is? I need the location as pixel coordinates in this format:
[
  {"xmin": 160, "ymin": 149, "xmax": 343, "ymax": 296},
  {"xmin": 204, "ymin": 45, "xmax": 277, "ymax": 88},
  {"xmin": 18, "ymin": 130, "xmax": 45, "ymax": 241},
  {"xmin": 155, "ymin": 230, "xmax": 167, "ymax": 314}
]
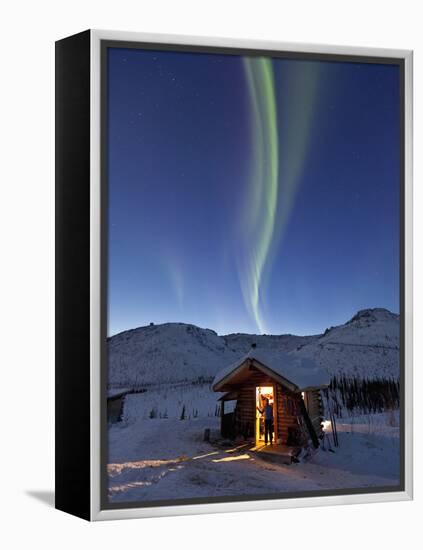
[
  {"xmin": 222, "ymin": 366, "xmax": 323, "ymax": 445},
  {"xmin": 228, "ymin": 365, "xmax": 325, "ymax": 444},
  {"xmin": 275, "ymin": 386, "xmax": 303, "ymax": 444},
  {"xmin": 213, "ymin": 352, "xmax": 329, "ymax": 449},
  {"xmin": 233, "ymin": 367, "xmax": 275, "ymax": 438},
  {"xmin": 304, "ymin": 389, "xmax": 324, "ymax": 436}
]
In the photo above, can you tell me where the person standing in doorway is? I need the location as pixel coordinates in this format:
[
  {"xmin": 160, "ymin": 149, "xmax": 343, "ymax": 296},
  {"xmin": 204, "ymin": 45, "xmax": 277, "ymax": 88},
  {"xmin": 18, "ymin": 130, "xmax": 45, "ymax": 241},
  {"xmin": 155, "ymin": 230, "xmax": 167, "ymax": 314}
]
[{"xmin": 257, "ymin": 398, "xmax": 274, "ymax": 444}]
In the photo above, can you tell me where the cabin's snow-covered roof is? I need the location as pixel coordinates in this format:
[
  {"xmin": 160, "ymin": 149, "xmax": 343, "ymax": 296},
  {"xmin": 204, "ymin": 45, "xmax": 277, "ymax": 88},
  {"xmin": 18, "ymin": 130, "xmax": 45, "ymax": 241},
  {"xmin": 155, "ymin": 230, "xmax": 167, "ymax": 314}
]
[
  {"xmin": 107, "ymin": 387, "xmax": 132, "ymax": 399},
  {"xmin": 212, "ymin": 348, "xmax": 330, "ymax": 392}
]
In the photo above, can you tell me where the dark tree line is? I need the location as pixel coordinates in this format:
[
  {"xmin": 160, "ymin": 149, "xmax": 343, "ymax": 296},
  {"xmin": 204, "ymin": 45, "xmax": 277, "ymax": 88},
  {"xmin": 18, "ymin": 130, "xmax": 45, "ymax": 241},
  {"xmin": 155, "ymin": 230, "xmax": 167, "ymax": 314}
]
[{"xmin": 324, "ymin": 375, "xmax": 400, "ymax": 417}]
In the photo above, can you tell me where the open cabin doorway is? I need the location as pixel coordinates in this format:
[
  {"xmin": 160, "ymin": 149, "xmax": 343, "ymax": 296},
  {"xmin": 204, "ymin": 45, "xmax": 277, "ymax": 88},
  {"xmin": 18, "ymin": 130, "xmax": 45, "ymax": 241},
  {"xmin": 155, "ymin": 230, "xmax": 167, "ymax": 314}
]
[{"xmin": 255, "ymin": 386, "xmax": 275, "ymax": 444}]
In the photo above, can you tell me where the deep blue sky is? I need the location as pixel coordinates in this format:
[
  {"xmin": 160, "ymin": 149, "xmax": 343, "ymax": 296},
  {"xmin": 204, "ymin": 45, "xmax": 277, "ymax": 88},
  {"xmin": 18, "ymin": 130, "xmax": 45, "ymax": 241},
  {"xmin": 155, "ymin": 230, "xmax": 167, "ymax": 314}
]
[{"xmin": 107, "ymin": 47, "xmax": 400, "ymax": 337}]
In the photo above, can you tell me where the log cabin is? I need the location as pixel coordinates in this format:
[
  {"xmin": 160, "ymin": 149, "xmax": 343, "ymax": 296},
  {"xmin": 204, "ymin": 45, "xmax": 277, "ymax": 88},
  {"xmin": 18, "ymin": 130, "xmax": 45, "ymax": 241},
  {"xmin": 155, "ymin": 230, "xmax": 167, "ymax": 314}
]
[{"xmin": 212, "ymin": 347, "xmax": 330, "ymax": 451}]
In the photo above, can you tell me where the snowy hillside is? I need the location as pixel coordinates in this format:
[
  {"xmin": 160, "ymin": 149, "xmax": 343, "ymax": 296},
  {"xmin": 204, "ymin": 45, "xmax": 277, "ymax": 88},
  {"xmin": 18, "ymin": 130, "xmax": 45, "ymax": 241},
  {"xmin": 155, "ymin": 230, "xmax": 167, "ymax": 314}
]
[
  {"xmin": 223, "ymin": 332, "xmax": 317, "ymax": 356},
  {"xmin": 108, "ymin": 308, "xmax": 400, "ymax": 388},
  {"xmin": 315, "ymin": 308, "xmax": 399, "ymax": 348},
  {"xmin": 293, "ymin": 308, "xmax": 400, "ymax": 379},
  {"xmin": 107, "ymin": 323, "xmax": 313, "ymax": 387},
  {"xmin": 108, "ymin": 323, "xmax": 234, "ymax": 387}
]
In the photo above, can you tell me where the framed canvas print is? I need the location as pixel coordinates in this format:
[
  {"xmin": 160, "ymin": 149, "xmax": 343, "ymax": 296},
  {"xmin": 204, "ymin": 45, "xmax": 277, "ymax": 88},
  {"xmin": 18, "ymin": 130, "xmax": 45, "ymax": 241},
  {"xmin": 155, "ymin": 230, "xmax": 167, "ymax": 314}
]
[{"xmin": 55, "ymin": 29, "xmax": 413, "ymax": 521}]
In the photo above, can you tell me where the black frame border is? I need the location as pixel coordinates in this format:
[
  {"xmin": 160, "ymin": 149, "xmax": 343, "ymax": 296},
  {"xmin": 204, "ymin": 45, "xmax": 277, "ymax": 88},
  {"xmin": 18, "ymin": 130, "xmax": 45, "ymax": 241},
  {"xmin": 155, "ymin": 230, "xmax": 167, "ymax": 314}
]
[{"xmin": 55, "ymin": 29, "xmax": 92, "ymax": 521}]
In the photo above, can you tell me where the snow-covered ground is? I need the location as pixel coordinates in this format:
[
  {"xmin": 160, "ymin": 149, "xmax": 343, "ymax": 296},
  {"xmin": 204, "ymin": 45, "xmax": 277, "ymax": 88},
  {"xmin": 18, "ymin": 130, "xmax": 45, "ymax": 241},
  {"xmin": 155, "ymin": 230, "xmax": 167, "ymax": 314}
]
[
  {"xmin": 122, "ymin": 382, "xmax": 224, "ymax": 421},
  {"xmin": 107, "ymin": 411, "xmax": 400, "ymax": 503},
  {"xmin": 106, "ymin": 308, "xmax": 401, "ymax": 504}
]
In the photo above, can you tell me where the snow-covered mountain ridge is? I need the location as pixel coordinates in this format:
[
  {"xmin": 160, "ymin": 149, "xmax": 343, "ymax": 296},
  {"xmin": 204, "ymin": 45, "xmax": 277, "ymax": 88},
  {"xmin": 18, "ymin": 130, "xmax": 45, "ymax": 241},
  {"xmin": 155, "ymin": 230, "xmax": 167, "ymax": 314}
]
[
  {"xmin": 108, "ymin": 308, "xmax": 400, "ymax": 388},
  {"xmin": 294, "ymin": 308, "xmax": 399, "ymax": 380}
]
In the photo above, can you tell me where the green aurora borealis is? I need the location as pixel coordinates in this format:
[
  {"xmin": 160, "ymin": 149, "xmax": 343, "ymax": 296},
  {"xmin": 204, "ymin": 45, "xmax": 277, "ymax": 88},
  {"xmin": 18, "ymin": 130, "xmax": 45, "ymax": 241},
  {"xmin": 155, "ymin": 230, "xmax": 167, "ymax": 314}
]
[
  {"xmin": 240, "ymin": 57, "xmax": 320, "ymax": 333},
  {"xmin": 107, "ymin": 48, "xmax": 400, "ymax": 336}
]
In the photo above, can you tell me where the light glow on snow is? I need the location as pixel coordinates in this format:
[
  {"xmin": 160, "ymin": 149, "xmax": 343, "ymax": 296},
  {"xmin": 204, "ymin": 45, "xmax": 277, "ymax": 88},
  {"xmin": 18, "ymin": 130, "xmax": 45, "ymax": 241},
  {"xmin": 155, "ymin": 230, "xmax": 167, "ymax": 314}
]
[
  {"xmin": 322, "ymin": 420, "xmax": 332, "ymax": 431},
  {"xmin": 107, "ymin": 457, "xmax": 186, "ymax": 476},
  {"xmin": 192, "ymin": 451, "xmax": 219, "ymax": 460},
  {"xmin": 212, "ymin": 454, "xmax": 251, "ymax": 463}
]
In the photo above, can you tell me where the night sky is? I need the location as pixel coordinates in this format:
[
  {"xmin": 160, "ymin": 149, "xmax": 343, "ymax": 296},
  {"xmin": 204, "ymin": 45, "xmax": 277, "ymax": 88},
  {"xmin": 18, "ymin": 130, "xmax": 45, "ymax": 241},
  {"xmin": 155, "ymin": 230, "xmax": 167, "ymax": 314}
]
[{"xmin": 107, "ymin": 47, "xmax": 400, "ymax": 337}]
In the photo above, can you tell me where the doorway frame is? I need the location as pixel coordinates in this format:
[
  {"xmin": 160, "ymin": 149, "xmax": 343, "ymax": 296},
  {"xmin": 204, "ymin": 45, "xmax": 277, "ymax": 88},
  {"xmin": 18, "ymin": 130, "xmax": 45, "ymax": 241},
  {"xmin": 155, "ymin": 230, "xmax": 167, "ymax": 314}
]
[{"xmin": 255, "ymin": 384, "xmax": 277, "ymax": 445}]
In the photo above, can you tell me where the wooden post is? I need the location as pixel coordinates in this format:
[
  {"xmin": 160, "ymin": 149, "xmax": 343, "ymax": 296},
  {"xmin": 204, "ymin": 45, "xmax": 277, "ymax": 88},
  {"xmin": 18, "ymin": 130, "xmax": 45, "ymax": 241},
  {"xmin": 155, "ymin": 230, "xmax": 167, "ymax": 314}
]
[{"xmin": 272, "ymin": 384, "xmax": 278, "ymax": 444}]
